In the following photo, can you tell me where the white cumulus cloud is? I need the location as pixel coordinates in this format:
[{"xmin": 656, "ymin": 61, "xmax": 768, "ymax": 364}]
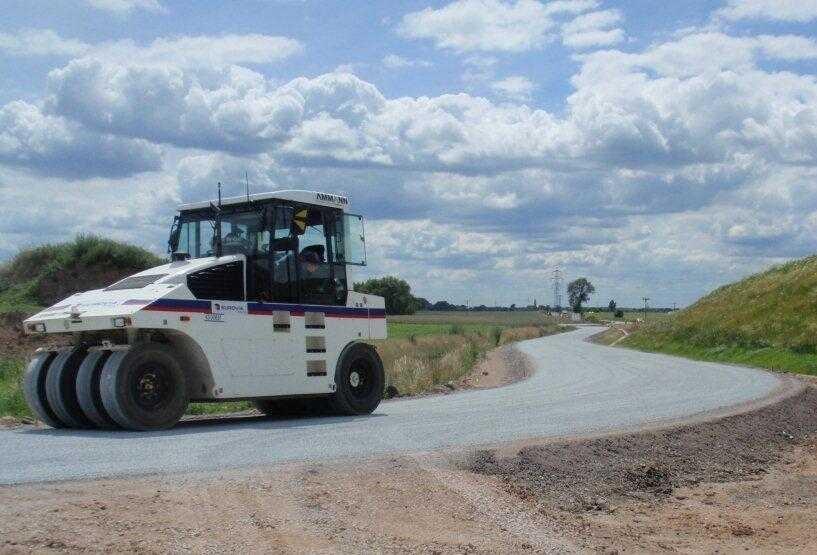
[
  {"xmin": 0, "ymin": 29, "xmax": 91, "ymax": 57},
  {"xmin": 84, "ymin": 0, "xmax": 167, "ymax": 14},
  {"xmin": 561, "ymin": 8, "xmax": 625, "ymax": 49},
  {"xmin": 0, "ymin": 100, "xmax": 162, "ymax": 179},
  {"xmin": 715, "ymin": 0, "xmax": 817, "ymax": 22},
  {"xmin": 398, "ymin": 0, "xmax": 597, "ymax": 53},
  {"xmin": 491, "ymin": 76, "xmax": 536, "ymax": 102},
  {"xmin": 382, "ymin": 54, "xmax": 432, "ymax": 69}
]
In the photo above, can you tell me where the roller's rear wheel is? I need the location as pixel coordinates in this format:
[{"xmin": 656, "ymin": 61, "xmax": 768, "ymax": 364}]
[
  {"xmin": 45, "ymin": 347, "xmax": 93, "ymax": 428},
  {"xmin": 76, "ymin": 350, "xmax": 118, "ymax": 429},
  {"xmin": 22, "ymin": 351, "xmax": 64, "ymax": 428},
  {"xmin": 330, "ymin": 343, "xmax": 384, "ymax": 415},
  {"xmin": 100, "ymin": 343, "xmax": 188, "ymax": 431}
]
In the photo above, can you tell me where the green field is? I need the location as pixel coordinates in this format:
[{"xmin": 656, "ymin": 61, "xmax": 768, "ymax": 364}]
[
  {"xmin": 623, "ymin": 254, "xmax": 817, "ymax": 376},
  {"xmin": 390, "ymin": 310, "xmax": 560, "ymax": 327},
  {"xmin": 387, "ymin": 321, "xmax": 503, "ymax": 339}
]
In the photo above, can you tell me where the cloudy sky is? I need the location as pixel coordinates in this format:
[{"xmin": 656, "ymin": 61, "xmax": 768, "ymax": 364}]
[{"xmin": 1, "ymin": 0, "xmax": 816, "ymax": 308}]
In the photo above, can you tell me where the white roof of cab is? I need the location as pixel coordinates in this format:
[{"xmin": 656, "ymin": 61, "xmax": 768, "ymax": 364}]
[{"xmin": 177, "ymin": 189, "xmax": 350, "ymax": 211}]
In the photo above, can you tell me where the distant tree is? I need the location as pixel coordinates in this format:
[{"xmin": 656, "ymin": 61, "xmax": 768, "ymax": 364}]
[
  {"xmin": 432, "ymin": 300, "xmax": 455, "ymax": 311},
  {"xmin": 608, "ymin": 299, "xmax": 617, "ymax": 313},
  {"xmin": 413, "ymin": 297, "xmax": 432, "ymax": 311},
  {"xmin": 614, "ymin": 309, "xmax": 624, "ymax": 318},
  {"xmin": 567, "ymin": 278, "xmax": 595, "ymax": 313},
  {"xmin": 510, "ymin": 303, "xmax": 516, "ymax": 311},
  {"xmin": 353, "ymin": 276, "xmax": 417, "ymax": 315}
]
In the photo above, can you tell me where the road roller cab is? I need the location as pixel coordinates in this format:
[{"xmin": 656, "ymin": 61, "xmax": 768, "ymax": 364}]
[{"xmin": 22, "ymin": 190, "xmax": 387, "ymax": 431}]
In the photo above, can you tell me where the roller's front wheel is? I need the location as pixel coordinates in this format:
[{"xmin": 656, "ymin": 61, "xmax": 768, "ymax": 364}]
[{"xmin": 100, "ymin": 343, "xmax": 188, "ymax": 431}]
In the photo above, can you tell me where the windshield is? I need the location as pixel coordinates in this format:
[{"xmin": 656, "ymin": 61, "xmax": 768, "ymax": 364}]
[{"xmin": 173, "ymin": 208, "xmax": 266, "ymax": 259}]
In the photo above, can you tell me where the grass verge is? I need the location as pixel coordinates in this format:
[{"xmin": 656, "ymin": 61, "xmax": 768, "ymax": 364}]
[
  {"xmin": 376, "ymin": 323, "xmax": 563, "ymax": 396},
  {"xmin": 622, "ymin": 333, "xmax": 817, "ymax": 376},
  {"xmin": 0, "ymin": 358, "xmax": 29, "ymax": 420}
]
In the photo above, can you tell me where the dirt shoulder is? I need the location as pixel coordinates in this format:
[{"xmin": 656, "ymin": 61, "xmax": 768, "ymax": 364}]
[{"xmin": 465, "ymin": 382, "xmax": 817, "ymax": 553}]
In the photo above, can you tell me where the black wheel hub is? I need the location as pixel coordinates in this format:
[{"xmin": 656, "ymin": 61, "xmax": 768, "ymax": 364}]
[
  {"xmin": 132, "ymin": 364, "xmax": 172, "ymax": 411},
  {"xmin": 348, "ymin": 358, "xmax": 374, "ymax": 400}
]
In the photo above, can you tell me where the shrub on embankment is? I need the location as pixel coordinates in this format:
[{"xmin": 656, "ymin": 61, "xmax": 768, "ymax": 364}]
[
  {"xmin": 623, "ymin": 255, "xmax": 817, "ymax": 375},
  {"xmin": 0, "ymin": 235, "xmax": 164, "ymax": 317}
]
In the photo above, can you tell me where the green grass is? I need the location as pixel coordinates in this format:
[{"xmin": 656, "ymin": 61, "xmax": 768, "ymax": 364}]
[
  {"xmin": 585, "ymin": 310, "xmax": 673, "ymax": 323},
  {"xmin": 623, "ymin": 254, "xmax": 817, "ymax": 376},
  {"xmin": 187, "ymin": 401, "xmax": 252, "ymax": 415},
  {"xmin": 0, "ymin": 358, "xmax": 29, "ymax": 420},
  {"xmin": 624, "ymin": 335, "xmax": 817, "ymax": 376}
]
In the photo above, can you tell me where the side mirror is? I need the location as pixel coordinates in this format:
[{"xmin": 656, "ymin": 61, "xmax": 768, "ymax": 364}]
[
  {"xmin": 167, "ymin": 215, "xmax": 180, "ymax": 254},
  {"xmin": 171, "ymin": 251, "xmax": 190, "ymax": 262}
]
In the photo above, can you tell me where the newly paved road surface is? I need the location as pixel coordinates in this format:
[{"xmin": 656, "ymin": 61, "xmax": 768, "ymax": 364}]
[{"xmin": 1, "ymin": 326, "xmax": 781, "ymax": 484}]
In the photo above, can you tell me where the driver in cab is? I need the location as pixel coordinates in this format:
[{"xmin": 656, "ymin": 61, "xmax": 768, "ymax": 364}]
[
  {"xmin": 222, "ymin": 226, "xmax": 249, "ymax": 254},
  {"xmin": 299, "ymin": 250, "xmax": 327, "ymax": 299}
]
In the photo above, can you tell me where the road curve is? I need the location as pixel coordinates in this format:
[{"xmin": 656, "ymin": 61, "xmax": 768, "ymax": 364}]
[{"xmin": 0, "ymin": 326, "xmax": 782, "ymax": 485}]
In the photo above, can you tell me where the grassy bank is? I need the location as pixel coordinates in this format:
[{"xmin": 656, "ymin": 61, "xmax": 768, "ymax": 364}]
[
  {"xmin": 0, "ymin": 235, "xmax": 163, "ymax": 317},
  {"xmin": 623, "ymin": 255, "xmax": 817, "ymax": 376},
  {"xmin": 624, "ymin": 321, "xmax": 817, "ymax": 376}
]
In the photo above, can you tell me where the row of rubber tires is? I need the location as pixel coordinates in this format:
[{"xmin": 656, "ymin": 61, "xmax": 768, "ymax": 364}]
[
  {"xmin": 23, "ymin": 343, "xmax": 189, "ymax": 431},
  {"xmin": 23, "ymin": 341, "xmax": 386, "ymax": 432}
]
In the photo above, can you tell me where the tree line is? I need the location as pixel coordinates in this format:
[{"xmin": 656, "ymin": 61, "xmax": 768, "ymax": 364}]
[{"xmin": 355, "ymin": 275, "xmax": 608, "ymax": 315}]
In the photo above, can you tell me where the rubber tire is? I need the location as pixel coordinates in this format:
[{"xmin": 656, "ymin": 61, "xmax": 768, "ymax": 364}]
[
  {"xmin": 45, "ymin": 347, "xmax": 93, "ymax": 428},
  {"xmin": 330, "ymin": 343, "xmax": 384, "ymax": 415},
  {"xmin": 76, "ymin": 350, "xmax": 118, "ymax": 429},
  {"xmin": 100, "ymin": 343, "xmax": 188, "ymax": 431},
  {"xmin": 22, "ymin": 351, "xmax": 64, "ymax": 428}
]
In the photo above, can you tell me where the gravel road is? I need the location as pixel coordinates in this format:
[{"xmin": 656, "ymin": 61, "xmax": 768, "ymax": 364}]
[{"xmin": 0, "ymin": 326, "xmax": 781, "ymax": 485}]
